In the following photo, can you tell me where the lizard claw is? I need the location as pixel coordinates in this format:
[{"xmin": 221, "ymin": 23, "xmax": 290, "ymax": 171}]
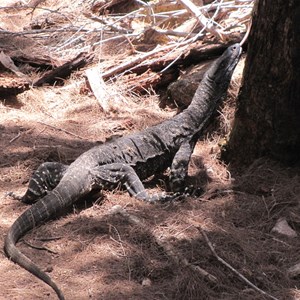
[
  {"xmin": 183, "ymin": 185, "xmax": 204, "ymax": 198},
  {"xmin": 5, "ymin": 191, "xmax": 22, "ymax": 201}
]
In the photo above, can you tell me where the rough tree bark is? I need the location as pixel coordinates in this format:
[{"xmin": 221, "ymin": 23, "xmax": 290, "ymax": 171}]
[{"xmin": 225, "ymin": 0, "xmax": 300, "ymax": 165}]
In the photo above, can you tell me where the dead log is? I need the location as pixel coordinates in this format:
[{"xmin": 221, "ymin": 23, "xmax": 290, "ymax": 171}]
[
  {"xmin": 102, "ymin": 42, "xmax": 234, "ymax": 80},
  {"xmin": 136, "ymin": 43, "xmax": 232, "ymax": 75},
  {"xmin": 11, "ymin": 53, "xmax": 55, "ymax": 69},
  {"xmin": 33, "ymin": 52, "xmax": 94, "ymax": 86},
  {"xmin": 165, "ymin": 60, "xmax": 212, "ymax": 108}
]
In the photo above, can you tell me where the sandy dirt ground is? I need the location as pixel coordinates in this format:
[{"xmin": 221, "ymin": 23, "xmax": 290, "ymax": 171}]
[{"xmin": 1, "ymin": 1, "xmax": 300, "ymax": 300}]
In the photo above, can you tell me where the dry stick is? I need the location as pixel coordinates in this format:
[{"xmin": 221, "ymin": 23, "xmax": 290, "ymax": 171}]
[
  {"xmin": 156, "ymin": 4, "xmax": 216, "ymax": 75},
  {"xmin": 197, "ymin": 227, "xmax": 279, "ymax": 300},
  {"xmin": 23, "ymin": 239, "xmax": 58, "ymax": 254},
  {"xmin": 55, "ymin": 25, "xmax": 89, "ymax": 51},
  {"xmin": 38, "ymin": 236, "xmax": 63, "ymax": 242},
  {"xmin": 81, "ymin": 33, "xmax": 138, "ymax": 52},
  {"xmin": 240, "ymin": 18, "xmax": 252, "ymax": 46},
  {"xmin": 101, "ymin": 43, "xmax": 183, "ymax": 79},
  {"xmin": 154, "ymin": 1, "xmax": 221, "ymax": 76},
  {"xmin": 9, "ymin": 132, "xmax": 21, "ymax": 144},
  {"xmin": 85, "ymin": 13, "xmax": 131, "ymax": 34},
  {"xmin": 155, "ymin": 28, "xmax": 196, "ymax": 38},
  {"xmin": 8, "ymin": 129, "xmax": 34, "ymax": 145},
  {"xmin": 86, "ymin": 67, "xmax": 111, "ymax": 112},
  {"xmin": 21, "ymin": 5, "xmax": 74, "ymax": 24},
  {"xmin": 0, "ymin": 27, "xmax": 94, "ymax": 36},
  {"xmin": 109, "ymin": 205, "xmax": 217, "ymax": 283},
  {"xmin": 178, "ymin": 0, "xmax": 226, "ymax": 40},
  {"xmin": 154, "ymin": 0, "xmax": 251, "ymax": 76},
  {"xmin": 36, "ymin": 121, "xmax": 86, "ymax": 140}
]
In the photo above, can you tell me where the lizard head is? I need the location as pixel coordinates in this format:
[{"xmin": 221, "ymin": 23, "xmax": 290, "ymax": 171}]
[{"xmin": 207, "ymin": 43, "xmax": 242, "ymax": 87}]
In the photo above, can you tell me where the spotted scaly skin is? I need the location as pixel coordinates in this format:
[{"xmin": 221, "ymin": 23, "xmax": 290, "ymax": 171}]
[{"xmin": 4, "ymin": 44, "xmax": 241, "ymax": 300}]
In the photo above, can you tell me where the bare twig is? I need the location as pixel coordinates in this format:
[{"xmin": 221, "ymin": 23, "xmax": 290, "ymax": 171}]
[
  {"xmin": 8, "ymin": 128, "xmax": 33, "ymax": 145},
  {"xmin": 9, "ymin": 132, "xmax": 21, "ymax": 144},
  {"xmin": 84, "ymin": 13, "xmax": 131, "ymax": 34},
  {"xmin": 81, "ymin": 33, "xmax": 139, "ymax": 52},
  {"xmin": 197, "ymin": 227, "xmax": 279, "ymax": 300},
  {"xmin": 101, "ymin": 43, "xmax": 175, "ymax": 79},
  {"xmin": 38, "ymin": 236, "xmax": 63, "ymax": 242},
  {"xmin": 23, "ymin": 239, "xmax": 58, "ymax": 254},
  {"xmin": 178, "ymin": 0, "xmax": 226, "ymax": 40},
  {"xmin": 36, "ymin": 121, "xmax": 86, "ymax": 140},
  {"xmin": 0, "ymin": 27, "xmax": 93, "ymax": 36},
  {"xmin": 240, "ymin": 18, "xmax": 252, "ymax": 46}
]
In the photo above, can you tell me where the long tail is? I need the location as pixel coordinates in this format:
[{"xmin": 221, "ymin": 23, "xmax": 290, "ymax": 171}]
[{"xmin": 4, "ymin": 186, "xmax": 78, "ymax": 300}]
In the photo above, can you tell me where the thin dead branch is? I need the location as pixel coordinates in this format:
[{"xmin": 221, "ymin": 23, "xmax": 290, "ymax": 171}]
[
  {"xmin": 36, "ymin": 121, "xmax": 86, "ymax": 140},
  {"xmin": 197, "ymin": 227, "xmax": 279, "ymax": 300},
  {"xmin": 100, "ymin": 44, "xmax": 175, "ymax": 79},
  {"xmin": 23, "ymin": 239, "xmax": 58, "ymax": 255},
  {"xmin": 84, "ymin": 12, "xmax": 131, "ymax": 34},
  {"xmin": 178, "ymin": 0, "xmax": 226, "ymax": 40}
]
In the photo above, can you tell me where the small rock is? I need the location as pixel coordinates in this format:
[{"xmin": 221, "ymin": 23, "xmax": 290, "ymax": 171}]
[
  {"xmin": 142, "ymin": 278, "xmax": 152, "ymax": 287},
  {"xmin": 287, "ymin": 262, "xmax": 300, "ymax": 278},
  {"xmin": 45, "ymin": 266, "xmax": 53, "ymax": 273},
  {"xmin": 109, "ymin": 205, "xmax": 122, "ymax": 214},
  {"xmin": 271, "ymin": 217, "xmax": 298, "ymax": 238}
]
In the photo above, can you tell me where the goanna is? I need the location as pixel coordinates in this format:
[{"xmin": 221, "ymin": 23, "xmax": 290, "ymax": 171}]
[{"xmin": 4, "ymin": 43, "xmax": 241, "ymax": 300}]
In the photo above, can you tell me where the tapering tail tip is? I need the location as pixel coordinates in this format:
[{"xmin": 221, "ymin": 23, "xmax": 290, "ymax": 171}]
[{"xmin": 4, "ymin": 230, "xmax": 65, "ymax": 300}]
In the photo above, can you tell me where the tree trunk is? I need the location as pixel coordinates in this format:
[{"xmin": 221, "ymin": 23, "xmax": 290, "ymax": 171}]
[{"xmin": 225, "ymin": 0, "xmax": 300, "ymax": 165}]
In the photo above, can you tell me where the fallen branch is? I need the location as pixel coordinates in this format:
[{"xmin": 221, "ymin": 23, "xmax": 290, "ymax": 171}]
[
  {"xmin": 109, "ymin": 205, "xmax": 217, "ymax": 283},
  {"xmin": 197, "ymin": 227, "xmax": 279, "ymax": 300},
  {"xmin": 85, "ymin": 67, "xmax": 112, "ymax": 112}
]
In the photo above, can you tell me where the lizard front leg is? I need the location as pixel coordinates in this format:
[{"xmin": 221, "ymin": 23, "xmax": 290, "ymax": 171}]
[
  {"xmin": 90, "ymin": 163, "xmax": 178, "ymax": 203},
  {"xmin": 8, "ymin": 162, "xmax": 68, "ymax": 204},
  {"xmin": 169, "ymin": 138, "xmax": 197, "ymax": 193}
]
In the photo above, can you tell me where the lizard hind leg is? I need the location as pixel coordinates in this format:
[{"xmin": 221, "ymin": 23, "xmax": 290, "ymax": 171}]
[{"xmin": 8, "ymin": 162, "xmax": 68, "ymax": 204}]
